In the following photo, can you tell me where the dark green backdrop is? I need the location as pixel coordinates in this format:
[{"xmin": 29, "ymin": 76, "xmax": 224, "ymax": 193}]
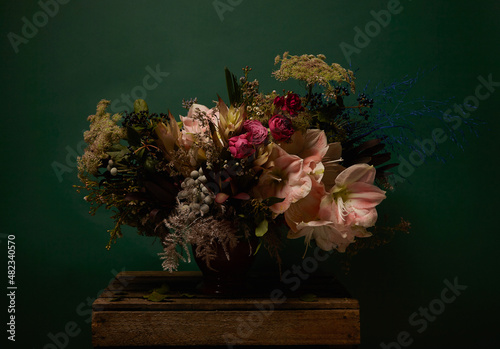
[{"xmin": 1, "ymin": 0, "xmax": 499, "ymax": 348}]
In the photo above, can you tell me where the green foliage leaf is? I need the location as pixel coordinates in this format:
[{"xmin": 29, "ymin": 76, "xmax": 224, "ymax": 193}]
[
  {"xmin": 299, "ymin": 293, "xmax": 318, "ymax": 302},
  {"xmin": 153, "ymin": 283, "xmax": 170, "ymax": 295},
  {"xmin": 106, "ymin": 144, "xmax": 129, "ymax": 162},
  {"xmin": 254, "ymin": 240, "xmax": 262, "ymax": 256},
  {"xmin": 255, "ymin": 219, "xmax": 268, "ymax": 237},
  {"xmin": 136, "ymin": 148, "xmax": 145, "ymax": 159},
  {"xmin": 142, "ymin": 283, "xmax": 172, "ymax": 302},
  {"xmin": 142, "ymin": 291, "xmax": 172, "ymax": 302},
  {"xmin": 180, "ymin": 293, "xmax": 195, "ymax": 298},
  {"xmin": 109, "ymin": 143, "xmax": 128, "ymax": 151},
  {"xmin": 134, "ymin": 99, "xmax": 149, "ymax": 114},
  {"xmin": 143, "ymin": 291, "xmax": 166, "ymax": 302},
  {"xmin": 126, "ymin": 127, "xmax": 142, "ymax": 147},
  {"xmin": 225, "ymin": 67, "xmax": 242, "ymax": 106},
  {"xmin": 144, "ymin": 157, "xmax": 158, "ymax": 173}
]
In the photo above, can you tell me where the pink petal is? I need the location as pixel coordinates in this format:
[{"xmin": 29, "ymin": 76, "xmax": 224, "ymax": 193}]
[
  {"xmin": 323, "ymin": 142, "xmax": 342, "ymax": 162},
  {"xmin": 281, "ymin": 129, "xmax": 329, "ymax": 166},
  {"xmin": 322, "ymin": 163, "xmax": 345, "ymax": 191},
  {"xmin": 233, "ymin": 193, "xmax": 250, "ymax": 200},
  {"xmin": 346, "ymin": 182, "xmax": 386, "ymax": 208},
  {"xmin": 343, "ymin": 207, "xmax": 373, "ymax": 227},
  {"xmin": 335, "ymin": 164, "xmax": 376, "ymax": 186},
  {"xmin": 285, "ymin": 180, "xmax": 326, "ymax": 231},
  {"xmin": 299, "ymin": 129, "xmax": 328, "ymax": 162},
  {"xmin": 187, "ymin": 104, "xmax": 210, "ymax": 119},
  {"xmin": 215, "ymin": 193, "xmax": 230, "ymax": 204}
]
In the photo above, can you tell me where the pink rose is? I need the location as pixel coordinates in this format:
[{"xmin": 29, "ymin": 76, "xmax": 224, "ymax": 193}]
[
  {"xmin": 269, "ymin": 115, "xmax": 294, "ymax": 141},
  {"xmin": 229, "ymin": 132, "xmax": 255, "ymax": 159},
  {"xmin": 243, "ymin": 120, "xmax": 268, "ymax": 145}
]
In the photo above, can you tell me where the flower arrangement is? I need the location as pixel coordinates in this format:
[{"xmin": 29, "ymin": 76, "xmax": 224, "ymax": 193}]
[{"xmin": 76, "ymin": 52, "xmax": 409, "ymax": 272}]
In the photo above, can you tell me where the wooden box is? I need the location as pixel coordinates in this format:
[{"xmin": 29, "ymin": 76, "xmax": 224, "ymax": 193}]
[{"xmin": 92, "ymin": 271, "xmax": 360, "ymax": 348}]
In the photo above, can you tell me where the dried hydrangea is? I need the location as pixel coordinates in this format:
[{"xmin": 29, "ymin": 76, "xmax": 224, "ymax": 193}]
[
  {"xmin": 273, "ymin": 52, "xmax": 356, "ymax": 97},
  {"xmin": 77, "ymin": 100, "xmax": 126, "ymax": 179}
]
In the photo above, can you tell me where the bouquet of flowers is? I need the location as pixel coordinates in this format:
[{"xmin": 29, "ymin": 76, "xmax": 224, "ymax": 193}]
[{"xmin": 76, "ymin": 52, "xmax": 408, "ymax": 272}]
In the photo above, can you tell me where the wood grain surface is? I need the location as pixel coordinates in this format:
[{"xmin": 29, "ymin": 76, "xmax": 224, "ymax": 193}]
[{"xmin": 92, "ymin": 271, "xmax": 360, "ymax": 348}]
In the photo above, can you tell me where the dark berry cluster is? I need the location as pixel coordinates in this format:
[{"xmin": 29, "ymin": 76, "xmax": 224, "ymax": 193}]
[
  {"xmin": 333, "ymin": 86, "xmax": 350, "ymax": 97},
  {"xmin": 123, "ymin": 111, "xmax": 170, "ymax": 130},
  {"xmin": 308, "ymin": 92, "xmax": 335, "ymax": 111},
  {"xmin": 123, "ymin": 111, "xmax": 148, "ymax": 127},
  {"xmin": 356, "ymin": 93, "xmax": 374, "ymax": 119},
  {"xmin": 356, "ymin": 93, "xmax": 374, "ymax": 107},
  {"xmin": 149, "ymin": 113, "xmax": 170, "ymax": 123}
]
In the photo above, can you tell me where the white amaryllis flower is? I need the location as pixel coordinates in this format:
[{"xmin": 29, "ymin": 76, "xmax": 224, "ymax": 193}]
[
  {"xmin": 320, "ymin": 163, "xmax": 386, "ymax": 228},
  {"xmin": 288, "ymin": 220, "xmax": 372, "ymax": 252}
]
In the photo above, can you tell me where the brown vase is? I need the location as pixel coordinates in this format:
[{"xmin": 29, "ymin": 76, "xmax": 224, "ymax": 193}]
[{"xmin": 192, "ymin": 237, "xmax": 259, "ymax": 296}]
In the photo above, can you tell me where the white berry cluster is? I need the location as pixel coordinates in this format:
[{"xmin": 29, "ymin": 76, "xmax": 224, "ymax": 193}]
[
  {"xmin": 106, "ymin": 159, "xmax": 118, "ymax": 176},
  {"xmin": 177, "ymin": 168, "xmax": 214, "ymax": 222}
]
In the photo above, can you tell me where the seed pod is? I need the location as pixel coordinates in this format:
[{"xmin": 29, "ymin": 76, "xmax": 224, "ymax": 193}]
[{"xmin": 200, "ymin": 204, "xmax": 210, "ymax": 214}]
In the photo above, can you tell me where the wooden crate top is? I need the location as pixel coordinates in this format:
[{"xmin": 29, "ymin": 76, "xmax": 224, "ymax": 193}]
[
  {"xmin": 93, "ymin": 271, "xmax": 359, "ymax": 311},
  {"xmin": 92, "ymin": 271, "xmax": 360, "ymax": 347}
]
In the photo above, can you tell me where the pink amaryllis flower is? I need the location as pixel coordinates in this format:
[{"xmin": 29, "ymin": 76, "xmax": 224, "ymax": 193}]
[
  {"xmin": 321, "ymin": 142, "xmax": 345, "ymax": 192},
  {"xmin": 280, "ymin": 129, "xmax": 329, "ymax": 182},
  {"xmin": 180, "ymin": 104, "xmax": 216, "ymax": 149},
  {"xmin": 286, "ymin": 164, "xmax": 383, "ymax": 252},
  {"xmin": 252, "ymin": 144, "xmax": 312, "ymax": 214},
  {"xmin": 284, "ymin": 179, "xmax": 326, "ymax": 232},
  {"xmin": 320, "ymin": 163, "xmax": 386, "ymax": 228},
  {"xmin": 288, "ymin": 220, "xmax": 372, "ymax": 252}
]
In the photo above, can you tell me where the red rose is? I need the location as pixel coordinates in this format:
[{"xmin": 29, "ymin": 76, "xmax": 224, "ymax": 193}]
[
  {"xmin": 283, "ymin": 93, "xmax": 304, "ymax": 115},
  {"xmin": 273, "ymin": 93, "xmax": 304, "ymax": 116},
  {"xmin": 269, "ymin": 115, "xmax": 294, "ymax": 141},
  {"xmin": 273, "ymin": 96, "xmax": 285, "ymax": 109}
]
